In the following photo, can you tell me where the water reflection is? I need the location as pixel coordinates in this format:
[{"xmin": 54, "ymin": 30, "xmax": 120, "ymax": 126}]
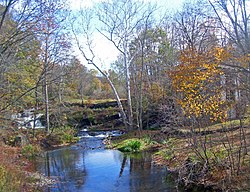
[
  {"xmin": 36, "ymin": 147, "xmax": 87, "ymax": 191},
  {"xmin": 35, "ymin": 137, "xmax": 176, "ymax": 192}
]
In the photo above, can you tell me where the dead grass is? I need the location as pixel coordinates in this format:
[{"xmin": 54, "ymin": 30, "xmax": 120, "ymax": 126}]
[
  {"xmin": 153, "ymin": 123, "xmax": 250, "ymax": 191},
  {"xmin": 0, "ymin": 128, "xmax": 47, "ymax": 191},
  {"xmin": 0, "ymin": 144, "xmax": 39, "ymax": 192},
  {"xmin": 66, "ymin": 98, "xmax": 126, "ymax": 105}
]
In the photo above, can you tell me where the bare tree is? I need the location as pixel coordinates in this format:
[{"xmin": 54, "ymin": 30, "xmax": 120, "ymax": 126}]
[
  {"xmin": 173, "ymin": 0, "xmax": 219, "ymax": 52},
  {"xmin": 208, "ymin": 0, "xmax": 250, "ymax": 174},
  {"xmin": 72, "ymin": 8, "xmax": 129, "ymax": 129},
  {"xmin": 209, "ymin": 0, "xmax": 250, "ymax": 54},
  {"xmin": 209, "ymin": 0, "xmax": 250, "ymax": 98},
  {"xmin": 96, "ymin": 0, "xmax": 156, "ymax": 130}
]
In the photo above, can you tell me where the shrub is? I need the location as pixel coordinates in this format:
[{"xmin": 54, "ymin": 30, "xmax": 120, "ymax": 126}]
[
  {"xmin": 118, "ymin": 140, "xmax": 142, "ymax": 152},
  {"xmin": 143, "ymin": 136, "xmax": 158, "ymax": 145},
  {"xmin": 62, "ymin": 133, "xmax": 74, "ymax": 143},
  {"xmin": 21, "ymin": 144, "xmax": 39, "ymax": 159},
  {"xmin": 53, "ymin": 126, "xmax": 79, "ymax": 144},
  {"xmin": 0, "ymin": 165, "xmax": 23, "ymax": 192}
]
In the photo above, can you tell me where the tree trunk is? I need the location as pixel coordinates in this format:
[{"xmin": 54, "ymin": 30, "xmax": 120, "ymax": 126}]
[
  {"xmin": 124, "ymin": 44, "xmax": 133, "ymax": 130},
  {"xmin": 44, "ymin": 34, "xmax": 50, "ymax": 133},
  {"xmin": 91, "ymin": 62, "xmax": 128, "ymax": 130},
  {"xmin": 44, "ymin": 73, "xmax": 50, "ymax": 133}
]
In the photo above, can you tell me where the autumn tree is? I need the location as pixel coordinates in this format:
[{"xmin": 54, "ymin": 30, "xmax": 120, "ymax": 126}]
[
  {"xmin": 0, "ymin": 1, "xmax": 43, "ymax": 125},
  {"xmin": 62, "ymin": 57, "xmax": 87, "ymax": 102},
  {"xmin": 34, "ymin": 0, "xmax": 71, "ymax": 133},
  {"xmin": 170, "ymin": 47, "xmax": 227, "ymax": 125},
  {"xmin": 169, "ymin": 47, "xmax": 239, "ymax": 173}
]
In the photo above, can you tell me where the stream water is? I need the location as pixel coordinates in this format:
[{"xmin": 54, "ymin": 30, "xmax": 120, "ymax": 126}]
[{"xmin": 35, "ymin": 130, "xmax": 178, "ymax": 192}]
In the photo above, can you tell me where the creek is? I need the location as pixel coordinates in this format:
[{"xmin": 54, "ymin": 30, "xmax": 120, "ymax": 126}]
[{"xmin": 35, "ymin": 130, "xmax": 178, "ymax": 192}]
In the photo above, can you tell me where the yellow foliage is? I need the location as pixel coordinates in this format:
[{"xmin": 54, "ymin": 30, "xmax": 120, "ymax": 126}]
[
  {"xmin": 92, "ymin": 78, "xmax": 102, "ymax": 90},
  {"xmin": 169, "ymin": 48, "xmax": 228, "ymax": 122}
]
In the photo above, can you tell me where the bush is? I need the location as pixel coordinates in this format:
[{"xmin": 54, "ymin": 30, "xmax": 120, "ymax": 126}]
[
  {"xmin": 0, "ymin": 165, "xmax": 23, "ymax": 192},
  {"xmin": 62, "ymin": 133, "xmax": 75, "ymax": 143},
  {"xmin": 21, "ymin": 144, "xmax": 39, "ymax": 159},
  {"xmin": 143, "ymin": 136, "xmax": 158, "ymax": 145},
  {"xmin": 118, "ymin": 140, "xmax": 142, "ymax": 152},
  {"xmin": 53, "ymin": 126, "xmax": 79, "ymax": 144}
]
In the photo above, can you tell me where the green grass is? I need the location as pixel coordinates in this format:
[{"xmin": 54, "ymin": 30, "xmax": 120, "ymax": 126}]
[
  {"xmin": 143, "ymin": 135, "xmax": 158, "ymax": 145},
  {"xmin": 113, "ymin": 136, "xmax": 160, "ymax": 153},
  {"xmin": 177, "ymin": 116, "xmax": 250, "ymax": 134},
  {"xmin": 207, "ymin": 117, "xmax": 250, "ymax": 131},
  {"xmin": 118, "ymin": 140, "xmax": 142, "ymax": 152},
  {"xmin": 157, "ymin": 138, "xmax": 178, "ymax": 161},
  {"xmin": 114, "ymin": 138, "xmax": 145, "ymax": 153}
]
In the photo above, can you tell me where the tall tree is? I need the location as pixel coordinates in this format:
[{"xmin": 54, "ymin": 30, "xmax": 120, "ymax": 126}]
[
  {"xmin": 129, "ymin": 27, "xmax": 176, "ymax": 130},
  {"xmin": 173, "ymin": 0, "xmax": 219, "ymax": 52},
  {"xmin": 0, "ymin": 0, "xmax": 42, "ymax": 118},
  {"xmin": 96, "ymin": 0, "xmax": 156, "ymax": 130},
  {"xmin": 34, "ymin": 0, "xmax": 71, "ymax": 133},
  {"xmin": 209, "ymin": 0, "xmax": 250, "ymax": 100},
  {"xmin": 72, "ymin": 6, "xmax": 129, "ymax": 130}
]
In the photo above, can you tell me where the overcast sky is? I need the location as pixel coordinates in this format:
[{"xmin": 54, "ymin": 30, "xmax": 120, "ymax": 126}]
[{"xmin": 70, "ymin": 0, "xmax": 185, "ymax": 70}]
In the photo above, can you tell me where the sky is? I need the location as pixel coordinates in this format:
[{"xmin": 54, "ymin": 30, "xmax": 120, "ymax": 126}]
[
  {"xmin": 69, "ymin": 0, "xmax": 184, "ymax": 10},
  {"xmin": 69, "ymin": 0, "xmax": 185, "ymax": 70}
]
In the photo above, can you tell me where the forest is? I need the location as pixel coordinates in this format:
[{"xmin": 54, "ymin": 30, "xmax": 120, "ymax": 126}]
[{"xmin": 0, "ymin": 0, "xmax": 249, "ymax": 191}]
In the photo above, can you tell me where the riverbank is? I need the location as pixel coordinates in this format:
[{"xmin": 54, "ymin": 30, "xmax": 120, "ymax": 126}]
[
  {"xmin": 109, "ymin": 126, "xmax": 250, "ymax": 192},
  {"xmin": 0, "ymin": 142, "xmax": 40, "ymax": 191},
  {"xmin": 0, "ymin": 126, "xmax": 80, "ymax": 191},
  {"xmin": 1, "ymin": 106, "xmax": 249, "ymax": 192},
  {"xmin": 0, "ymin": 99, "xmax": 124, "ymax": 191}
]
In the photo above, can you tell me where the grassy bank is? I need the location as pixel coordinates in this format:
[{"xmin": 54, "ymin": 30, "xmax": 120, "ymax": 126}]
[{"xmin": 109, "ymin": 120, "xmax": 250, "ymax": 191}]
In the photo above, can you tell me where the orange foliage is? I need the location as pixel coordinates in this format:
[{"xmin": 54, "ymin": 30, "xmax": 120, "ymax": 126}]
[{"xmin": 169, "ymin": 48, "xmax": 228, "ymax": 122}]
